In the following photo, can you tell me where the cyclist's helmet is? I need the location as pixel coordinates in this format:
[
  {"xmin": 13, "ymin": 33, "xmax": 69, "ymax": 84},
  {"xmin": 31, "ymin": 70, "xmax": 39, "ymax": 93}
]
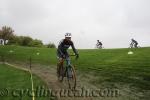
[{"xmin": 65, "ymin": 33, "xmax": 72, "ymax": 38}]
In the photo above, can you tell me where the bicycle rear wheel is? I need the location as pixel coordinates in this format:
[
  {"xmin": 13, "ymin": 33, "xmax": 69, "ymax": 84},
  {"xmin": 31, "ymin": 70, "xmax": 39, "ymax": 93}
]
[{"xmin": 67, "ymin": 65, "xmax": 77, "ymax": 90}]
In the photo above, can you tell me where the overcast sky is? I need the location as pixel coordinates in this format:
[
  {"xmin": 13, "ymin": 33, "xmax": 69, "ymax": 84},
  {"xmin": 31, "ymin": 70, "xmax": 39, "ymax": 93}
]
[{"xmin": 0, "ymin": 0, "xmax": 150, "ymax": 49}]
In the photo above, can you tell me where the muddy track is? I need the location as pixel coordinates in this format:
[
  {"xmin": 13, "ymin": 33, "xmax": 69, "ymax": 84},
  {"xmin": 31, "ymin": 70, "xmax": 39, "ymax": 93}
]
[
  {"xmin": 3, "ymin": 62, "xmax": 143, "ymax": 100},
  {"xmin": 3, "ymin": 62, "xmax": 98, "ymax": 100}
]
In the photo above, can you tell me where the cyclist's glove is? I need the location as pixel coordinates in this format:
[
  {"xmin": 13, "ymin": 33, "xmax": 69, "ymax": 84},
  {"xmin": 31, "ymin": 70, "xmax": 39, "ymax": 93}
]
[{"xmin": 75, "ymin": 54, "xmax": 79, "ymax": 60}]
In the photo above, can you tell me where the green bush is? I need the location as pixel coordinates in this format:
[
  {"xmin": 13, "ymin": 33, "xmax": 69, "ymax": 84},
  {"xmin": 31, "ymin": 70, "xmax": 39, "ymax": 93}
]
[
  {"xmin": 1, "ymin": 26, "xmax": 56, "ymax": 48},
  {"xmin": 46, "ymin": 42, "xmax": 56, "ymax": 48},
  {"xmin": 29, "ymin": 39, "xmax": 43, "ymax": 47}
]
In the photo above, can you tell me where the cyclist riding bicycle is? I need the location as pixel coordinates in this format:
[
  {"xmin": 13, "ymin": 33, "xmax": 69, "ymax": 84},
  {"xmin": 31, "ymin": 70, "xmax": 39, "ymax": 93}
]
[
  {"xmin": 130, "ymin": 38, "xmax": 138, "ymax": 48},
  {"xmin": 96, "ymin": 40, "xmax": 102, "ymax": 49},
  {"xmin": 57, "ymin": 33, "xmax": 79, "ymax": 77}
]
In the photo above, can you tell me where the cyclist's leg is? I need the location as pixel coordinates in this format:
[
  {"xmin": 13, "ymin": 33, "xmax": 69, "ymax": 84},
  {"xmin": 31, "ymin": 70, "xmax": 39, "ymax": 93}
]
[
  {"xmin": 57, "ymin": 50, "xmax": 64, "ymax": 64},
  {"xmin": 130, "ymin": 43, "xmax": 133, "ymax": 48},
  {"xmin": 135, "ymin": 43, "xmax": 138, "ymax": 48},
  {"xmin": 65, "ymin": 53, "xmax": 72, "ymax": 78},
  {"xmin": 57, "ymin": 51, "xmax": 64, "ymax": 74},
  {"xmin": 66, "ymin": 58, "xmax": 71, "ymax": 66},
  {"xmin": 133, "ymin": 42, "xmax": 138, "ymax": 48}
]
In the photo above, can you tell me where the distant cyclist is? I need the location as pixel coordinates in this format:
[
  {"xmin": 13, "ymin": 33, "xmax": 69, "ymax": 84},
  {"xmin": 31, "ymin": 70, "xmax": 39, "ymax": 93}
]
[
  {"xmin": 130, "ymin": 38, "xmax": 138, "ymax": 48},
  {"xmin": 96, "ymin": 40, "xmax": 103, "ymax": 49},
  {"xmin": 57, "ymin": 33, "xmax": 79, "ymax": 75}
]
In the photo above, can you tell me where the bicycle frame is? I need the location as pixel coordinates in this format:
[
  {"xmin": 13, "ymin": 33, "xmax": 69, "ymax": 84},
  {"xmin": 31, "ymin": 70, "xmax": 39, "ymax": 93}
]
[{"xmin": 57, "ymin": 55, "xmax": 77, "ymax": 89}]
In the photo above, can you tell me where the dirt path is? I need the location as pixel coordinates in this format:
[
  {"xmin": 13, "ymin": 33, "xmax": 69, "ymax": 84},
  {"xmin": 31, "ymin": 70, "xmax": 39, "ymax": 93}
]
[
  {"xmin": 3, "ymin": 62, "xmax": 142, "ymax": 100},
  {"xmin": 3, "ymin": 62, "xmax": 98, "ymax": 100}
]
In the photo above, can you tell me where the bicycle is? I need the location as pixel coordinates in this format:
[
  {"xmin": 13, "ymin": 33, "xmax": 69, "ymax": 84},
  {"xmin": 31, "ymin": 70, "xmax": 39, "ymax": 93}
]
[
  {"xmin": 129, "ymin": 43, "xmax": 139, "ymax": 48},
  {"xmin": 95, "ymin": 44, "xmax": 103, "ymax": 49},
  {"xmin": 57, "ymin": 55, "xmax": 77, "ymax": 90}
]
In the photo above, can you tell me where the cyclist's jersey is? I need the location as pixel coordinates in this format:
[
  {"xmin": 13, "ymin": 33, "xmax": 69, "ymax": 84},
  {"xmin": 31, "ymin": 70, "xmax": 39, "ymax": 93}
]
[
  {"xmin": 57, "ymin": 39, "xmax": 78, "ymax": 56},
  {"xmin": 99, "ymin": 42, "xmax": 102, "ymax": 45},
  {"xmin": 97, "ymin": 42, "xmax": 102, "ymax": 46},
  {"xmin": 132, "ymin": 39, "xmax": 138, "ymax": 44}
]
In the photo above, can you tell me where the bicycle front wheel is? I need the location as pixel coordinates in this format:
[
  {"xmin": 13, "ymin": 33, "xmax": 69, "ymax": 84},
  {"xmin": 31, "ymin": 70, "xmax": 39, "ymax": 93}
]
[{"xmin": 67, "ymin": 65, "xmax": 77, "ymax": 90}]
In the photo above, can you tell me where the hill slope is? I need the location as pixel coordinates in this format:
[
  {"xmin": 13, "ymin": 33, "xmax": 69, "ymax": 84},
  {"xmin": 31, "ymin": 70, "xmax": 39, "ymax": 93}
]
[{"xmin": 0, "ymin": 45, "xmax": 150, "ymax": 100}]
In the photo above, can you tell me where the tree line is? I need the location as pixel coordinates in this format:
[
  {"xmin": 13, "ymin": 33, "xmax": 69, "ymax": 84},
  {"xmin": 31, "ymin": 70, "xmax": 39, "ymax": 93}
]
[{"xmin": 0, "ymin": 26, "xmax": 56, "ymax": 48}]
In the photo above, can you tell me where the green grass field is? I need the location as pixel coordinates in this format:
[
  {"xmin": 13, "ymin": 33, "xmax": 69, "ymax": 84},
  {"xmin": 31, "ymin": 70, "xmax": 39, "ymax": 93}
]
[
  {"xmin": 0, "ymin": 45, "xmax": 150, "ymax": 99},
  {"xmin": 0, "ymin": 64, "xmax": 50, "ymax": 100}
]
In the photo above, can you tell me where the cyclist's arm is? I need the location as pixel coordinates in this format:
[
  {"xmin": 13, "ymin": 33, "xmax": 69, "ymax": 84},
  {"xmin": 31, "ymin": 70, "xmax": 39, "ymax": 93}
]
[
  {"xmin": 58, "ymin": 47, "xmax": 64, "ymax": 56},
  {"xmin": 71, "ymin": 43, "xmax": 78, "ymax": 55},
  {"xmin": 58, "ymin": 40, "xmax": 64, "ymax": 56}
]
